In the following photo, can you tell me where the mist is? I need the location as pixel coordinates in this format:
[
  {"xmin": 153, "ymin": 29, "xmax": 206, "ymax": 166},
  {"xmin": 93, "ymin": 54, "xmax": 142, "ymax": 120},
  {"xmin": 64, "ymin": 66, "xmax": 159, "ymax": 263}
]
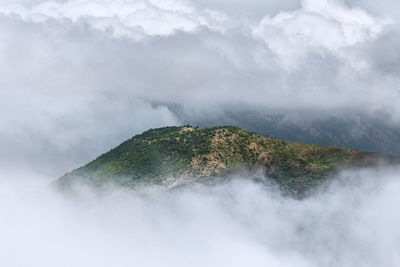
[
  {"xmin": 1, "ymin": 0, "xmax": 400, "ymax": 266},
  {"xmin": 1, "ymin": 168, "xmax": 399, "ymax": 267}
]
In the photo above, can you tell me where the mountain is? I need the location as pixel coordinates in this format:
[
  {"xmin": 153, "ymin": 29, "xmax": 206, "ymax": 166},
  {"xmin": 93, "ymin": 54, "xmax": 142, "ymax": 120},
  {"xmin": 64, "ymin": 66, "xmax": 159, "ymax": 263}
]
[
  {"xmin": 56, "ymin": 125, "xmax": 399, "ymax": 197},
  {"xmin": 172, "ymin": 109, "xmax": 400, "ymax": 155}
]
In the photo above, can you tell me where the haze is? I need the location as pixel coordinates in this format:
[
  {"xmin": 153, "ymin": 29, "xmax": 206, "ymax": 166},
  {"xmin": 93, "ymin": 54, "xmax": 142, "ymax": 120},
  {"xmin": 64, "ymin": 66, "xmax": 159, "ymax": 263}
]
[{"xmin": 1, "ymin": 0, "xmax": 400, "ymax": 266}]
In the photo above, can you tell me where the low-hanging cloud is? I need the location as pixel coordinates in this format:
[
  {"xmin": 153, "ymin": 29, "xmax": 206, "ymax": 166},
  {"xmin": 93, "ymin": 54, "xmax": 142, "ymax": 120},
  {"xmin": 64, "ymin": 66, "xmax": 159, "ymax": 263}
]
[
  {"xmin": 0, "ymin": 0, "xmax": 400, "ymax": 175},
  {"xmin": 1, "ymin": 2, "xmax": 400, "ymax": 266},
  {"xmin": 2, "ymin": 168, "xmax": 400, "ymax": 267}
]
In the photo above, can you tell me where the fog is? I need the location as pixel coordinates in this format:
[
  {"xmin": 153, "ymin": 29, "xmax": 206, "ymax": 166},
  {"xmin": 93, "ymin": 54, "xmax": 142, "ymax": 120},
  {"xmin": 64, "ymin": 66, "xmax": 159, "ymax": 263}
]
[
  {"xmin": 1, "ymin": 0, "xmax": 400, "ymax": 266},
  {"xmin": 1, "ymin": 168, "xmax": 399, "ymax": 267}
]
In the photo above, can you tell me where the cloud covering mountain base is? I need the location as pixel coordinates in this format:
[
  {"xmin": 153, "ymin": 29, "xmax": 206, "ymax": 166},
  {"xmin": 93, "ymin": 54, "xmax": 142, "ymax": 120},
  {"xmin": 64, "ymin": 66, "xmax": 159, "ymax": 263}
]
[
  {"xmin": 2, "ymin": 168, "xmax": 400, "ymax": 267},
  {"xmin": 1, "ymin": 1, "xmax": 400, "ymax": 265}
]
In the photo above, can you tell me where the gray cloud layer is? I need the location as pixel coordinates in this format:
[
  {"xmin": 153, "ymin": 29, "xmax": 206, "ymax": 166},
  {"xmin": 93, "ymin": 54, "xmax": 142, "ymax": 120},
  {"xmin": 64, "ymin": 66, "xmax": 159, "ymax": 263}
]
[{"xmin": 0, "ymin": 0, "xmax": 399, "ymax": 175}]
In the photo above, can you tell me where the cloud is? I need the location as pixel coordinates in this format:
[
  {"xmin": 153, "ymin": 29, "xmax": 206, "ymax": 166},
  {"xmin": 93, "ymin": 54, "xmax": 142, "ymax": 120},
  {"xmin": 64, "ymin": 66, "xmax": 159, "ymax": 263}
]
[
  {"xmin": 0, "ymin": 0, "xmax": 230, "ymax": 39},
  {"xmin": 2, "ymin": 168, "xmax": 400, "ymax": 266},
  {"xmin": 0, "ymin": 15, "xmax": 183, "ymax": 176},
  {"xmin": 0, "ymin": 2, "xmax": 400, "ymax": 265},
  {"xmin": 0, "ymin": 0, "xmax": 399, "ymax": 176},
  {"xmin": 253, "ymin": 0, "xmax": 392, "ymax": 68},
  {"xmin": 191, "ymin": 0, "xmax": 300, "ymax": 19},
  {"xmin": 347, "ymin": 0, "xmax": 400, "ymax": 23}
]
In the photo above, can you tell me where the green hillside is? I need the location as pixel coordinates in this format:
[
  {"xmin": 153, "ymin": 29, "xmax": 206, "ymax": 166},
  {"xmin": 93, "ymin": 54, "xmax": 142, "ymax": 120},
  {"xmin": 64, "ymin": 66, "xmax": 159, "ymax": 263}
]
[{"xmin": 56, "ymin": 125, "xmax": 395, "ymax": 196}]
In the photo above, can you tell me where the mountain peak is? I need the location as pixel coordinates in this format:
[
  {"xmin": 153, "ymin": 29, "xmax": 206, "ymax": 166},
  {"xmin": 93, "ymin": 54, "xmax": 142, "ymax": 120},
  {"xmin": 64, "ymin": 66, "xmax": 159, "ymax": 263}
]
[{"xmin": 56, "ymin": 125, "xmax": 396, "ymax": 196}]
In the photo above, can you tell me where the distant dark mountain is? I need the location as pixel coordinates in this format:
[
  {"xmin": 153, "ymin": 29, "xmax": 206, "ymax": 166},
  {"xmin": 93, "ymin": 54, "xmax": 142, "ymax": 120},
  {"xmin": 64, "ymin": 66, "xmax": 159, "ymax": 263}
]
[
  {"xmin": 175, "ymin": 110, "xmax": 400, "ymax": 155},
  {"xmin": 56, "ymin": 126, "xmax": 398, "ymax": 197}
]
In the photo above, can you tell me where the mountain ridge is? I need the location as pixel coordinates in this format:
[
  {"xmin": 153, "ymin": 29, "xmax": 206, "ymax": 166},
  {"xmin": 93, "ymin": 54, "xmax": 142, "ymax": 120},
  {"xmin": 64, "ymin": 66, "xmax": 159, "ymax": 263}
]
[
  {"xmin": 56, "ymin": 125, "xmax": 399, "ymax": 197},
  {"xmin": 169, "ymin": 108, "xmax": 400, "ymax": 155}
]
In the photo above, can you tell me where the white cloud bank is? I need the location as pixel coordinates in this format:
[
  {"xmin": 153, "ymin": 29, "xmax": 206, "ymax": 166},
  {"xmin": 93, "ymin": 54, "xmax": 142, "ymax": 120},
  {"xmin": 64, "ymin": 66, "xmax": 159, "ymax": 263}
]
[
  {"xmin": 0, "ymin": 0, "xmax": 230, "ymax": 38},
  {"xmin": 2, "ymin": 168, "xmax": 400, "ymax": 267},
  {"xmin": 253, "ymin": 0, "xmax": 392, "ymax": 68}
]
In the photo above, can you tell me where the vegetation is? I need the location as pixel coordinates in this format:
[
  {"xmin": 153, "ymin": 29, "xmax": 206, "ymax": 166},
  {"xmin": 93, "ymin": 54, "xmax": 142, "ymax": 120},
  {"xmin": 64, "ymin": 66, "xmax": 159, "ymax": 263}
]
[{"xmin": 58, "ymin": 125, "xmax": 391, "ymax": 196}]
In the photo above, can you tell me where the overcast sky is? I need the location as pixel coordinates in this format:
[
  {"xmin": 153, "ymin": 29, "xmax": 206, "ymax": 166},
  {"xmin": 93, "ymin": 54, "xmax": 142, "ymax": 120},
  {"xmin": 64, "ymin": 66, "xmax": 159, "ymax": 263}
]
[
  {"xmin": 2, "ymin": 2, "xmax": 400, "ymax": 266},
  {"xmin": 0, "ymin": 0, "xmax": 400, "ymax": 177}
]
